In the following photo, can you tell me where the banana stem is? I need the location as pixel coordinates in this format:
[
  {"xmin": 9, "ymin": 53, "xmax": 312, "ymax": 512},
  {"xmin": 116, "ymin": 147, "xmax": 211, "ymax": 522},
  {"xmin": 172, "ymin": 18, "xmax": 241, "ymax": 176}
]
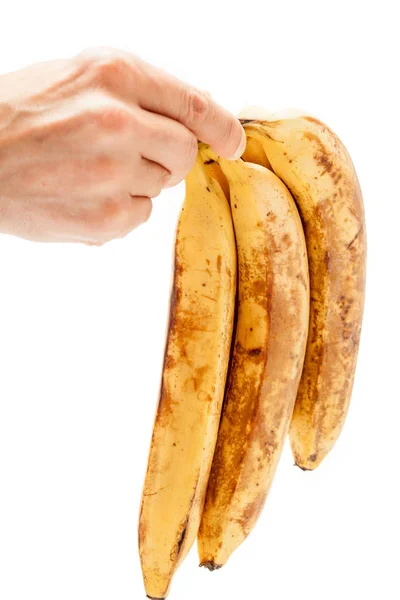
[{"xmin": 198, "ymin": 143, "xmax": 219, "ymax": 164}]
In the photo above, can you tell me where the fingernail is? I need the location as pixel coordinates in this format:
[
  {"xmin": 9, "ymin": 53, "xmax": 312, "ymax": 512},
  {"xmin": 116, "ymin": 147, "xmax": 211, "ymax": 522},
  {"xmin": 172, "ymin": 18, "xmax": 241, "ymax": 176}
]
[{"xmin": 229, "ymin": 128, "xmax": 246, "ymax": 160}]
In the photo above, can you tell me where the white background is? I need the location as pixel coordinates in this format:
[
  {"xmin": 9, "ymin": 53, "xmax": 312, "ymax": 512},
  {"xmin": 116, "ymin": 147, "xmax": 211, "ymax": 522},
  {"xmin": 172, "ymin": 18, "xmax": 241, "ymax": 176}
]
[{"xmin": 0, "ymin": 1, "xmax": 399, "ymax": 599}]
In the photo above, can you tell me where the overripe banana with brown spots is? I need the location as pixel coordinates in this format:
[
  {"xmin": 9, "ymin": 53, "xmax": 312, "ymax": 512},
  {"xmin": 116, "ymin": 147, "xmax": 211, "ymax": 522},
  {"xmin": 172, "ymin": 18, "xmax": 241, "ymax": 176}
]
[
  {"xmin": 240, "ymin": 109, "xmax": 366, "ymax": 470},
  {"xmin": 197, "ymin": 150, "xmax": 310, "ymax": 569},
  {"xmin": 139, "ymin": 153, "xmax": 236, "ymax": 599}
]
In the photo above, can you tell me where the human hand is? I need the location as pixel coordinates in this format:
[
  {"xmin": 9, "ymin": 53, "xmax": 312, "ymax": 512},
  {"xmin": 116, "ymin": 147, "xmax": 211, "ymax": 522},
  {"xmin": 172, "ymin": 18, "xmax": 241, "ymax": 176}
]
[{"xmin": 0, "ymin": 47, "xmax": 245, "ymax": 244}]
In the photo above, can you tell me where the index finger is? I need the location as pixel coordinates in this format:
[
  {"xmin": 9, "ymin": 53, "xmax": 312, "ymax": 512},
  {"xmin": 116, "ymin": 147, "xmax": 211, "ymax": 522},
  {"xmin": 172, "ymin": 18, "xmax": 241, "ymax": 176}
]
[{"xmin": 135, "ymin": 60, "xmax": 246, "ymax": 160}]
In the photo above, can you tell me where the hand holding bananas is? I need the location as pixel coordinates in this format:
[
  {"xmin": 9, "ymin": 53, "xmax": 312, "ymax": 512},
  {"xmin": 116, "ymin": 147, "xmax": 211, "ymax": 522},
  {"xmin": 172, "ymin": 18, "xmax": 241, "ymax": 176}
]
[
  {"xmin": 0, "ymin": 47, "xmax": 245, "ymax": 244},
  {"xmin": 140, "ymin": 109, "xmax": 366, "ymax": 598}
]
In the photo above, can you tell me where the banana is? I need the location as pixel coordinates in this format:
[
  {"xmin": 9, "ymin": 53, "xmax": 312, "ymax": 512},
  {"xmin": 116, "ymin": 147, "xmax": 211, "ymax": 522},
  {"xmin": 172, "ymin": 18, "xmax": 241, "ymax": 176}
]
[
  {"xmin": 198, "ymin": 152, "xmax": 310, "ymax": 569},
  {"xmin": 240, "ymin": 110, "xmax": 366, "ymax": 470},
  {"xmin": 139, "ymin": 153, "xmax": 236, "ymax": 599}
]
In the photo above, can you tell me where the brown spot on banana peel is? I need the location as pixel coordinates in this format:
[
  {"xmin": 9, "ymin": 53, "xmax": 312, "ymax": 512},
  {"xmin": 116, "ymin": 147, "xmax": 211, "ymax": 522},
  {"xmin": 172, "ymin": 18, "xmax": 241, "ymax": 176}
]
[
  {"xmin": 314, "ymin": 151, "xmax": 334, "ymax": 176},
  {"xmin": 303, "ymin": 116, "xmax": 326, "ymax": 126},
  {"xmin": 347, "ymin": 224, "xmax": 363, "ymax": 249},
  {"xmin": 156, "ymin": 248, "xmax": 183, "ymax": 417},
  {"xmin": 297, "ymin": 271, "xmax": 308, "ymax": 290},
  {"xmin": 303, "ymin": 115, "xmax": 338, "ymax": 137},
  {"xmin": 203, "ymin": 327, "xmax": 270, "ymax": 509},
  {"xmin": 176, "ymin": 522, "xmax": 188, "ymax": 556},
  {"xmin": 247, "ymin": 347, "xmax": 263, "ymax": 357},
  {"xmin": 302, "ymin": 131, "xmax": 344, "ymax": 183},
  {"xmin": 252, "ymin": 279, "xmax": 266, "ymax": 296},
  {"xmin": 282, "ymin": 233, "xmax": 293, "ymax": 248},
  {"xmin": 234, "ymin": 489, "xmax": 268, "ymax": 530},
  {"xmin": 324, "ymin": 250, "xmax": 331, "ymax": 271}
]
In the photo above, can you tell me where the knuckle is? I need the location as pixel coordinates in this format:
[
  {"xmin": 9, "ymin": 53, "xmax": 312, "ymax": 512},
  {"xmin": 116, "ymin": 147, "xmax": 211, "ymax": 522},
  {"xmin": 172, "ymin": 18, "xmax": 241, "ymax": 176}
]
[
  {"xmin": 81, "ymin": 194, "xmax": 125, "ymax": 243},
  {"xmin": 159, "ymin": 167, "xmax": 171, "ymax": 189},
  {"xmin": 142, "ymin": 166, "xmax": 169, "ymax": 198},
  {"xmin": 92, "ymin": 103, "xmax": 133, "ymax": 133},
  {"xmin": 146, "ymin": 180, "xmax": 163, "ymax": 199},
  {"xmin": 95, "ymin": 197, "xmax": 124, "ymax": 235},
  {"xmin": 181, "ymin": 133, "xmax": 198, "ymax": 170},
  {"xmin": 117, "ymin": 197, "xmax": 152, "ymax": 237},
  {"xmin": 97, "ymin": 57, "xmax": 128, "ymax": 85},
  {"xmin": 80, "ymin": 48, "xmax": 133, "ymax": 87},
  {"xmin": 180, "ymin": 87, "xmax": 209, "ymax": 125},
  {"xmin": 84, "ymin": 192, "xmax": 153, "ymax": 241},
  {"xmin": 151, "ymin": 168, "xmax": 170, "ymax": 196},
  {"xmin": 153, "ymin": 184, "xmax": 163, "ymax": 199},
  {"xmin": 140, "ymin": 198, "xmax": 153, "ymax": 224}
]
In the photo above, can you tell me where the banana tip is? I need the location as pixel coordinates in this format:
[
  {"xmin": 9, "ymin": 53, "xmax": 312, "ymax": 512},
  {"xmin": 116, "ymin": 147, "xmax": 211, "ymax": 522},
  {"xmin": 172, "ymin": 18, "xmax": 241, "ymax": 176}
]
[{"xmin": 200, "ymin": 561, "xmax": 222, "ymax": 571}]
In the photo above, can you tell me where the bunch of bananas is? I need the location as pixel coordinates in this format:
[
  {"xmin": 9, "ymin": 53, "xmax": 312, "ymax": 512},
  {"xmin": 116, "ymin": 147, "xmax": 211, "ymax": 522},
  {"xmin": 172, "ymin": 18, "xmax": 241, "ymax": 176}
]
[{"xmin": 139, "ymin": 109, "xmax": 366, "ymax": 599}]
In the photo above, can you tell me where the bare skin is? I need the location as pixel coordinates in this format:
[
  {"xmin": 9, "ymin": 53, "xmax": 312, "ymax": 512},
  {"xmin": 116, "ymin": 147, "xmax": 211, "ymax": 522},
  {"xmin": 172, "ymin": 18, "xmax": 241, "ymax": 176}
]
[{"xmin": 0, "ymin": 47, "xmax": 245, "ymax": 245}]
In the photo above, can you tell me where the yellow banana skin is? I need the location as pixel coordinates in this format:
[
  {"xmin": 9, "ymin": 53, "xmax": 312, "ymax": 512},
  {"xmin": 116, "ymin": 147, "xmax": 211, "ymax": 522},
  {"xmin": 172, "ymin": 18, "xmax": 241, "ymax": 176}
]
[
  {"xmin": 139, "ymin": 154, "xmax": 236, "ymax": 598},
  {"xmin": 242, "ymin": 112, "xmax": 366, "ymax": 470},
  {"xmin": 198, "ymin": 154, "xmax": 310, "ymax": 568}
]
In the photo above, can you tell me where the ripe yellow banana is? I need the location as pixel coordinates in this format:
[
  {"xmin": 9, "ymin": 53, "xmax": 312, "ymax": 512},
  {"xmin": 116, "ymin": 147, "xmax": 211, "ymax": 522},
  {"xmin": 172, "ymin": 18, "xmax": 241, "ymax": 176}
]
[
  {"xmin": 198, "ymin": 152, "xmax": 310, "ymax": 568},
  {"xmin": 240, "ymin": 109, "xmax": 366, "ymax": 470},
  {"xmin": 139, "ymin": 154, "xmax": 236, "ymax": 599}
]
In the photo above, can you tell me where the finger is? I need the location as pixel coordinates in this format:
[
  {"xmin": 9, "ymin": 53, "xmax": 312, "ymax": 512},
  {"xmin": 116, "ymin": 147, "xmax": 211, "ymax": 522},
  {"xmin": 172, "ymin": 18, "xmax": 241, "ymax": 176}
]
[
  {"xmin": 90, "ymin": 194, "xmax": 152, "ymax": 244},
  {"xmin": 138, "ymin": 110, "xmax": 198, "ymax": 187},
  {"xmin": 134, "ymin": 157, "xmax": 171, "ymax": 198},
  {"xmin": 135, "ymin": 61, "xmax": 246, "ymax": 160},
  {"xmin": 75, "ymin": 49, "xmax": 245, "ymax": 159},
  {"xmin": 126, "ymin": 195, "xmax": 153, "ymax": 231},
  {"xmin": 108, "ymin": 195, "xmax": 153, "ymax": 241}
]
